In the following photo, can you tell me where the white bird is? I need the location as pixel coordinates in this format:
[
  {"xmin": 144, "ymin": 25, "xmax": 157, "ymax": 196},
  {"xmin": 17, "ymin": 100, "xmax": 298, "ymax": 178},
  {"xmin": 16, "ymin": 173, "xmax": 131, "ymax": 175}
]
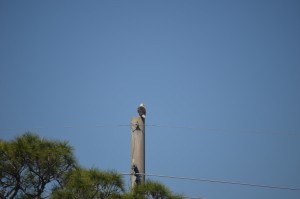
[{"xmin": 137, "ymin": 103, "xmax": 146, "ymax": 119}]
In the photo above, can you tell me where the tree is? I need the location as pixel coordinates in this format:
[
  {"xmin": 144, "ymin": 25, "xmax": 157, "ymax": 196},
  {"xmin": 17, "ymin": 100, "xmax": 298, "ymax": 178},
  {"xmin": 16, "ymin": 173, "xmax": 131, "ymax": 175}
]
[
  {"xmin": 50, "ymin": 168, "xmax": 124, "ymax": 199},
  {"xmin": 124, "ymin": 180, "xmax": 183, "ymax": 199},
  {"xmin": 1, "ymin": 133, "xmax": 186, "ymax": 198},
  {"xmin": 0, "ymin": 133, "xmax": 76, "ymax": 199}
]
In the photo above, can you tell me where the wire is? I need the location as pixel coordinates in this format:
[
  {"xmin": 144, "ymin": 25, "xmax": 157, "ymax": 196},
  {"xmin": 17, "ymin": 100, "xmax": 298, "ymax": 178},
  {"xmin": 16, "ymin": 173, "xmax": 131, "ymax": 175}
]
[
  {"xmin": 0, "ymin": 123, "xmax": 298, "ymax": 135},
  {"xmin": 0, "ymin": 124, "xmax": 130, "ymax": 132},
  {"xmin": 147, "ymin": 124, "xmax": 300, "ymax": 135},
  {"xmin": 121, "ymin": 173, "xmax": 300, "ymax": 192}
]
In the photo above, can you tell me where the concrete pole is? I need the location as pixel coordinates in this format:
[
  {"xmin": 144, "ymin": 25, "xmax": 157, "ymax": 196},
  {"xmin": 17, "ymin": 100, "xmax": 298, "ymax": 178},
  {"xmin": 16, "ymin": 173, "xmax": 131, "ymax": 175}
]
[{"xmin": 131, "ymin": 116, "xmax": 145, "ymax": 189}]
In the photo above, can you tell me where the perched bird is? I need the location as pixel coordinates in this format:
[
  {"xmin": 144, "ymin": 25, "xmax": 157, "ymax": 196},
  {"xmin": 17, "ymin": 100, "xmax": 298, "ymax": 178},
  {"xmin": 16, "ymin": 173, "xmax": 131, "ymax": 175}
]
[{"xmin": 137, "ymin": 103, "xmax": 146, "ymax": 119}]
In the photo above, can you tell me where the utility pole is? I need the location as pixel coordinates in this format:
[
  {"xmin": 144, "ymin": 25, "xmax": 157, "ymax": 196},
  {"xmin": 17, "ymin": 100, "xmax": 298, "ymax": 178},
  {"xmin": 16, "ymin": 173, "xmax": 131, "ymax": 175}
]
[{"xmin": 131, "ymin": 104, "xmax": 146, "ymax": 189}]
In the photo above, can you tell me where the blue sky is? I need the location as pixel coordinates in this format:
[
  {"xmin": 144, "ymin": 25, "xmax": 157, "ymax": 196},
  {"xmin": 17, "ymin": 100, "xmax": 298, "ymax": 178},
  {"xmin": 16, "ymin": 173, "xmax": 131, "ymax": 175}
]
[{"xmin": 1, "ymin": 1, "xmax": 300, "ymax": 198}]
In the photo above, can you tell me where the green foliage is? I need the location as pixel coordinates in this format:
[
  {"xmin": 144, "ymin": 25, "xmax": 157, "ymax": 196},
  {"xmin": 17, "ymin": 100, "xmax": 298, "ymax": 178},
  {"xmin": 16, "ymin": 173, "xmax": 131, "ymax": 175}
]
[
  {"xmin": 0, "ymin": 132, "xmax": 76, "ymax": 198},
  {"xmin": 126, "ymin": 180, "xmax": 184, "ymax": 199},
  {"xmin": 1, "ymin": 133, "xmax": 185, "ymax": 198},
  {"xmin": 51, "ymin": 168, "xmax": 124, "ymax": 199}
]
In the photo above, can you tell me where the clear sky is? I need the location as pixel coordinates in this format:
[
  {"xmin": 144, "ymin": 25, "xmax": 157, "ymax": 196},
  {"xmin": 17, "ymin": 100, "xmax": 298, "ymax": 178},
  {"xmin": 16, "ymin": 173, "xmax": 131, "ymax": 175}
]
[{"xmin": 1, "ymin": 1, "xmax": 300, "ymax": 198}]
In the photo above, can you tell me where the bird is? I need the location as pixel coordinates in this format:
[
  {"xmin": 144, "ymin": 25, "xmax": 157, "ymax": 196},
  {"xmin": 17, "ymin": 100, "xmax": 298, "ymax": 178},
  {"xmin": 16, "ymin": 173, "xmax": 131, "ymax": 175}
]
[{"xmin": 137, "ymin": 103, "xmax": 146, "ymax": 119}]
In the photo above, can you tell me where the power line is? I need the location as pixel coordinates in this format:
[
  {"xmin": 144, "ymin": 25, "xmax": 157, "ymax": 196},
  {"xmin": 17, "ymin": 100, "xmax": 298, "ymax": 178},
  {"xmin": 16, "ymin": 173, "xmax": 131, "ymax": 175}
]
[
  {"xmin": 181, "ymin": 196, "xmax": 202, "ymax": 199},
  {"xmin": 0, "ymin": 123, "xmax": 298, "ymax": 135},
  {"xmin": 147, "ymin": 124, "xmax": 299, "ymax": 135},
  {"xmin": 0, "ymin": 124, "xmax": 130, "ymax": 132},
  {"xmin": 121, "ymin": 173, "xmax": 300, "ymax": 192}
]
